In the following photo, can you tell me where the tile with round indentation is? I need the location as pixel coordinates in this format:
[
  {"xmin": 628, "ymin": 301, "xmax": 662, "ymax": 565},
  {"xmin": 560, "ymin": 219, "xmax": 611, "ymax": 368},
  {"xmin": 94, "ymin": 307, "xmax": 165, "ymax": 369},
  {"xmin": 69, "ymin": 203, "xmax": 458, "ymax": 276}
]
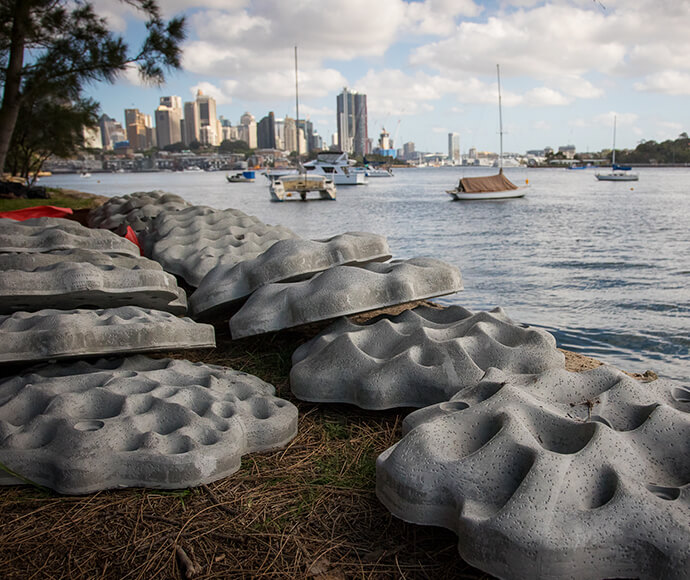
[
  {"xmin": 0, "ymin": 355, "xmax": 298, "ymax": 494},
  {"xmin": 376, "ymin": 366, "xmax": 690, "ymax": 580},
  {"xmin": 230, "ymin": 258, "xmax": 463, "ymax": 339},
  {"xmin": 190, "ymin": 232, "xmax": 392, "ymax": 318},
  {"xmin": 0, "ymin": 217, "xmax": 140, "ymax": 256},
  {"xmin": 0, "ymin": 307, "xmax": 215, "ymax": 364},
  {"xmin": 87, "ymin": 191, "xmax": 190, "ymax": 233},
  {"xmin": 290, "ymin": 305, "xmax": 564, "ymax": 409},
  {"xmin": 138, "ymin": 206, "xmax": 299, "ymax": 287}
]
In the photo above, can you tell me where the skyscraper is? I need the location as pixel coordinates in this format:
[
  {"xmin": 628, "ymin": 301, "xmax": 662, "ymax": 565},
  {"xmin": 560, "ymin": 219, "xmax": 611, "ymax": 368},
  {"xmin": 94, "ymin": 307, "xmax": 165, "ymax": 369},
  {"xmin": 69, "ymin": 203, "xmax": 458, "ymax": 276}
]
[
  {"xmin": 240, "ymin": 112, "xmax": 257, "ymax": 148},
  {"xmin": 125, "ymin": 108, "xmax": 153, "ymax": 151},
  {"xmin": 257, "ymin": 112, "xmax": 276, "ymax": 149},
  {"xmin": 98, "ymin": 114, "xmax": 126, "ymax": 150},
  {"xmin": 196, "ymin": 90, "xmax": 219, "ymax": 146},
  {"xmin": 337, "ymin": 88, "xmax": 368, "ymax": 155},
  {"xmin": 155, "ymin": 96, "xmax": 182, "ymax": 149},
  {"xmin": 448, "ymin": 132, "xmax": 460, "ymax": 164},
  {"xmin": 183, "ymin": 101, "xmax": 200, "ymax": 146}
]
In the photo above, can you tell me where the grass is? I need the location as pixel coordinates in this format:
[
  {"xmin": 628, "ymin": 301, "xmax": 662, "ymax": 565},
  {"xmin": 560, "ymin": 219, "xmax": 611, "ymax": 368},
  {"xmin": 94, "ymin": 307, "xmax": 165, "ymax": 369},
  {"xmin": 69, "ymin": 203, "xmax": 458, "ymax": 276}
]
[
  {"xmin": 0, "ymin": 188, "xmax": 107, "ymax": 212},
  {"xmin": 0, "ymin": 189, "xmax": 611, "ymax": 579}
]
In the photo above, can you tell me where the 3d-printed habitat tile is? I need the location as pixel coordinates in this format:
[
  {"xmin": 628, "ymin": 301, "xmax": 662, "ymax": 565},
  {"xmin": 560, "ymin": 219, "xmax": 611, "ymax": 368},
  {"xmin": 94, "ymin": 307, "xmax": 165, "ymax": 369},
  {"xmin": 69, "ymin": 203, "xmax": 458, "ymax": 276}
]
[
  {"xmin": 87, "ymin": 191, "xmax": 190, "ymax": 233},
  {"xmin": 0, "ymin": 217, "xmax": 139, "ymax": 256},
  {"xmin": 190, "ymin": 232, "xmax": 392, "ymax": 318},
  {"xmin": 376, "ymin": 366, "xmax": 690, "ymax": 580},
  {"xmin": 0, "ymin": 307, "xmax": 215, "ymax": 364},
  {"xmin": 0, "ymin": 355, "xmax": 298, "ymax": 494},
  {"xmin": 139, "ymin": 206, "xmax": 299, "ymax": 287},
  {"xmin": 290, "ymin": 305, "xmax": 565, "ymax": 409},
  {"xmin": 0, "ymin": 251, "xmax": 186, "ymax": 314},
  {"xmin": 230, "ymin": 258, "xmax": 463, "ymax": 339}
]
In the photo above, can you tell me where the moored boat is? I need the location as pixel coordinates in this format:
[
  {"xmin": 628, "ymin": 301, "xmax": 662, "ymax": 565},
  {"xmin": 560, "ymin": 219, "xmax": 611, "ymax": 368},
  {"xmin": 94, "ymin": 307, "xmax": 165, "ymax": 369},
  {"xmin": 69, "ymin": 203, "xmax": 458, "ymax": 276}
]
[
  {"xmin": 596, "ymin": 116, "xmax": 639, "ymax": 182},
  {"xmin": 269, "ymin": 174, "xmax": 336, "ymax": 202},
  {"xmin": 227, "ymin": 170, "xmax": 256, "ymax": 183},
  {"xmin": 302, "ymin": 152, "xmax": 367, "ymax": 185}
]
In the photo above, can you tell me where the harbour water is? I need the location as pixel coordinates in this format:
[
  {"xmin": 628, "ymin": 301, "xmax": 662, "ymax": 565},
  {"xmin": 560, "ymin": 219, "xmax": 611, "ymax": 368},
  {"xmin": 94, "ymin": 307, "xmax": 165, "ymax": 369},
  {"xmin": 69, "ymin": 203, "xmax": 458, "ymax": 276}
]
[{"xmin": 41, "ymin": 166, "xmax": 689, "ymax": 381}]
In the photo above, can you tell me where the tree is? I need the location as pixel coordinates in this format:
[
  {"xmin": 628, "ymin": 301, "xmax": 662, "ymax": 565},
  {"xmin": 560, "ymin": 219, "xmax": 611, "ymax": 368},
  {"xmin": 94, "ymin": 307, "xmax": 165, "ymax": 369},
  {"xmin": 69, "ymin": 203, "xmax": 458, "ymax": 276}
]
[
  {"xmin": 219, "ymin": 139, "xmax": 251, "ymax": 155},
  {"xmin": 0, "ymin": 1, "xmax": 186, "ymax": 174}
]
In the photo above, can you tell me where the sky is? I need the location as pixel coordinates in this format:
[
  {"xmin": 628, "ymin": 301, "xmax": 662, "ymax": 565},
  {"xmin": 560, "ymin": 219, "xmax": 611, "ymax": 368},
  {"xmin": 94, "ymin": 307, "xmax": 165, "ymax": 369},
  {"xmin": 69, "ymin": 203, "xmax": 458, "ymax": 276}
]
[{"xmin": 87, "ymin": 0, "xmax": 690, "ymax": 154}]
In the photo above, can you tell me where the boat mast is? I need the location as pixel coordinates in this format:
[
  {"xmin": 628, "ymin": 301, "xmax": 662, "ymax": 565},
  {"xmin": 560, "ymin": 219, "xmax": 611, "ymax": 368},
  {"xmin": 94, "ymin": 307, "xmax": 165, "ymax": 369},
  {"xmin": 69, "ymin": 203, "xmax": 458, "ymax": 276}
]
[
  {"xmin": 294, "ymin": 45, "xmax": 300, "ymax": 158},
  {"xmin": 497, "ymin": 64, "xmax": 504, "ymax": 172},
  {"xmin": 612, "ymin": 115, "xmax": 617, "ymax": 167}
]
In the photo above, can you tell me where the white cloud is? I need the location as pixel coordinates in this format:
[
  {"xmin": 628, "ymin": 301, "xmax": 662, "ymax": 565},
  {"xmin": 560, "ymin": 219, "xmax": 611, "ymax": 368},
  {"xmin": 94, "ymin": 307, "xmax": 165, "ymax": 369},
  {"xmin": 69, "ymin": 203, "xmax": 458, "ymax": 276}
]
[
  {"xmin": 523, "ymin": 87, "xmax": 571, "ymax": 106},
  {"xmin": 191, "ymin": 81, "xmax": 232, "ymax": 104},
  {"xmin": 634, "ymin": 71, "xmax": 690, "ymax": 96}
]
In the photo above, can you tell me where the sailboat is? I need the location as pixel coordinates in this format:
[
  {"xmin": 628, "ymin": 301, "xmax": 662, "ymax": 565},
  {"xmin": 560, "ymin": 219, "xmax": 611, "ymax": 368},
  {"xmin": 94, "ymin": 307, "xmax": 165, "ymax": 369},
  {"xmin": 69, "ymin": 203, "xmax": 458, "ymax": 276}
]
[
  {"xmin": 595, "ymin": 116, "xmax": 639, "ymax": 181},
  {"xmin": 446, "ymin": 65, "xmax": 526, "ymax": 200}
]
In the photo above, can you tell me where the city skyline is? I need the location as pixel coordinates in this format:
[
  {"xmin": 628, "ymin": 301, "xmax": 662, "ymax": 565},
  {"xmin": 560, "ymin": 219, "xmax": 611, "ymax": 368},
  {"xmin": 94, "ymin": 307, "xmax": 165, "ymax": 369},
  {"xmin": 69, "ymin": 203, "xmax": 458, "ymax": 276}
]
[{"xmin": 86, "ymin": 0, "xmax": 690, "ymax": 154}]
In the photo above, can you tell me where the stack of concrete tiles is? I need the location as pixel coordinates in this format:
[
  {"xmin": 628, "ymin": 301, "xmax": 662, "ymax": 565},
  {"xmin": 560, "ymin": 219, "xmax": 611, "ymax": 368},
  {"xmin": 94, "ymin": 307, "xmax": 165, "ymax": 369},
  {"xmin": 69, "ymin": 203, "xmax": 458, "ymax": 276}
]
[
  {"xmin": 376, "ymin": 366, "xmax": 690, "ymax": 579},
  {"xmin": 290, "ymin": 305, "xmax": 565, "ymax": 409},
  {"xmin": 139, "ymin": 205, "xmax": 300, "ymax": 287},
  {"xmin": 229, "ymin": 257, "xmax": 463, "ymax": 338},
  {"xmin": 0, "ymin": 356, "xmax": 298, "ymax": 494},
  {"xmin": 190, "ymin": 232, "xmax": 392, "ymax": 318},
  {"xmin": 87, "ymin": 190, "xmax": 190, "ymax": 233}
]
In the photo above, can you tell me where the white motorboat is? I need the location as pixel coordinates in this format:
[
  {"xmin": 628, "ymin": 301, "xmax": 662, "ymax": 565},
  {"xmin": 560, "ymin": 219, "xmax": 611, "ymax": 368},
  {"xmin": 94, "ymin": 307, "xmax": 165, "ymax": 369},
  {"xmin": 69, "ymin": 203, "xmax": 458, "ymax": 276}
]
[
  {"xmin": 596, "ymin": 116, "xmax": 639, "ymax": 182},
  {"xmin": 302, "ymin": 152, "xmax": 367, "ymax": 185},
  {"xmin": 447, "ymin": 65, "xmax": 527, "ymax": 201},
  {"xmin": 365, "ymin": 166, "xmax": 394, "ymax": 177},
  {"xmin": 269, "ymin": 174, "xmax": 336, "ymax": 202},
  {"xmin": 226, "ymin": 170, "xmax": 256, "ymax": 183}
]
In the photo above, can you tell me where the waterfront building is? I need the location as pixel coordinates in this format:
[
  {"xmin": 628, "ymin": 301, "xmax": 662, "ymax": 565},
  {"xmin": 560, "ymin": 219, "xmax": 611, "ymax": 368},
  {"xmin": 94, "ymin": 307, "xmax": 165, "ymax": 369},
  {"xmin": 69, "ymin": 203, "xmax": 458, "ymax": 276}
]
[
  {"xmin": 403, "ymin": 141, "xmax": 415, "ymax": 160},
  {"xmin": 155, "ymin": 96, "xmax": 183, "ymax": 149},
  {"xmin": 183, "ymin": 101, "xmax": 200, "ymax": 146},
  {"xmin": 558, "ymin": 144, "xmax": 577, "ymax": 159},
  {"xmin": 125, "ymin": 109, "xmax": 153, "ymax": 151},
  {"xmin": 448, "ymin": 132, "xmax": 460, "ymax": 164},
  {"xmin": 337, "ymin": 88, "xmax": 368, "ymax": 155},
  {"xmin": 240, "ymin": 112, "xmax": 257, "ymax": 149},
  {"xmin": 257, "ymin": 112, "xmax": 277, "ymax": 149},
  {"xmin": 98, "ymin": 114, "xmax": 126, "ymax": 150},
  {"xmin": 196, "ymin": 90, "xmax": 219, "ymax": 146}
]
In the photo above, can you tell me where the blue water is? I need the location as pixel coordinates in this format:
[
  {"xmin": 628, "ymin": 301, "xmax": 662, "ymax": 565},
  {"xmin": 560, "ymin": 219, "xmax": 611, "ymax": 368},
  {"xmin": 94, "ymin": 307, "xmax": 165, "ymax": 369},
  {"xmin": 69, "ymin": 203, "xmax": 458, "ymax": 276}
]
[{"xmin": 41, "ymin": 166, "xmax": 689, "ymax": 381}]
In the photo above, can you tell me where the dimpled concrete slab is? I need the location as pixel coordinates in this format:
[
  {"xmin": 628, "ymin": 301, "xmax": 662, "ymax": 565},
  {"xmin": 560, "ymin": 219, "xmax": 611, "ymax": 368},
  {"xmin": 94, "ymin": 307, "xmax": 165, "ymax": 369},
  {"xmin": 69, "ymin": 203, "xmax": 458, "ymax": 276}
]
[
  {"xmin": 0, "ymin": 307, "xmax": 215, "ymax": 364},
  {"xmin": 290, "ymin": 305, "xmax": 565, "ymax": 409},
  {"xmin": 0, "ymin": 355, "xmax": 298, "ymax": 494},
  {"xmin": 87, "ymin": 191, "xmax": 190, "ymax": 233},
  {"xmin": 376, "ymin": 366, "xmax": 690, "ymax": 580},
  {"xmin": 0, "ymin": 250, "xmax": 186, "ymax": 314},
  {"xmin": 140, "ymin": 206, "xmax": 299, "ymax": 287},
  {"xmin": 230, "ymin": 258, "xmax": 463, "ymax": 339},
  {"xmin": 0, "ymin": 217, "xmax": 139, "ymax": 256},
  {"xmin": 190, "ymin": 232, "xmax": 392, "ymax": 318}
]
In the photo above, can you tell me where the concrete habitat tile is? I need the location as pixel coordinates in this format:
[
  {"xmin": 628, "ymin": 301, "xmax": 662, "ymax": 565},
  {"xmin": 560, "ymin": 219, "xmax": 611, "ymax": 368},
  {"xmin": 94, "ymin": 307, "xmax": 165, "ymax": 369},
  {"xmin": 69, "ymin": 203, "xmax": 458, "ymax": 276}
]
[
  {"xmin": 88, "ymin": 191, "xmax": 190, "ymax": 233},
  {"xmin": 139, "ymin": 206, "xmax": 299, "ymax": 287},
  {"xmin": 0, "ymin": 217, "xmax": 139, "ymax": 256},
  {"xmin": 191, "ymin": 232, "xmax": 392, "ymax": 318},
  {"xmin": 0, "ymin": 306, "xmax": 215, "ymax": 364},
  {"xmin": 290, "ymin": 305, "xmax": 565, "ymax": 409},
  {"xmin": 376, "ymin": 366, "xmax": 690, "ymax": 580},
  {"xmin": 230, "ymin": 257, "xmax": 463, "ymax": 339},
  {"xmin": 0, "ymin": 355, "xmax": 298, "ymax": 494},
  {"xmin": 0, "ymin": 251, "xmax": 186, "ymax": 314}
]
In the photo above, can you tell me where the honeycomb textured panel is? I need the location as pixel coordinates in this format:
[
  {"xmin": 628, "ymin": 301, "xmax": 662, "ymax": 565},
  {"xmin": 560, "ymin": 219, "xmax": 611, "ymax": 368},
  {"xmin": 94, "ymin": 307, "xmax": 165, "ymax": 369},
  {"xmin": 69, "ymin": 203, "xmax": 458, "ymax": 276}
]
[
  {"xmin": 376, "ymin": 366, "xmax": 690, "ymax": 580},
  {"xmin": 190, "ymin": 232, "xmax": 392, "ymax": 317},
  {"xmin": 0, "ymin": 307, "xmax": 215, "ymax": 364},
  {"xmin": 0, "ymin": 217, "xmax": 139, "ymax": 256},
  {"xmin": 230, "ymin": 258, "xmax": 463, "ymax": 338},
  {"xmin": 0, "ymin": 251, "xmax": 186, "ymax": 314},
  {"xmin": 87, "ymin": 191, "xmax": 190, "ymax": 232},
  {"xmin": 290, "ymin": 305, "xmax": 565, "ymax": 409},
  {"xmin": 0, "ymin": 355, "xmax": 298, "ymax": 494},
  {"xmin": 140, "ymin": 206, "xmax": 299, "ymax": 287}
]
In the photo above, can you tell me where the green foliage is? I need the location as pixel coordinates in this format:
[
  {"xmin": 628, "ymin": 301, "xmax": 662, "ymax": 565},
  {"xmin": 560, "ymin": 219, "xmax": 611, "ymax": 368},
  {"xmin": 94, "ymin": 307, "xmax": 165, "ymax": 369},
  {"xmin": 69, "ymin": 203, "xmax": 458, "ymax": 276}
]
[
  {"xmin": 617, "ymin": 134, "xmax": 690, "ymax": 164},
  {"xmin": 219, "ymin": 139, "xmax": 251, "ymax": 155}
]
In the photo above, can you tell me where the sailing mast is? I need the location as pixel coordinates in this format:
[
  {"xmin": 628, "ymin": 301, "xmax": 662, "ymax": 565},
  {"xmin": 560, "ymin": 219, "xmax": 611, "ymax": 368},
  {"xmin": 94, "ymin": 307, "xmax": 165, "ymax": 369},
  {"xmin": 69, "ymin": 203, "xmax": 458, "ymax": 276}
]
[
  {"xmin": 612, "ymin": 115, "xmax": 617, "ymax": 167},
  {"xmin": 294, "ymin": 46, "xmax": 300, "ymax": 158},
  {"xmin": 497, "ymin": 64, "xmax": 504, "ymax": 173}
]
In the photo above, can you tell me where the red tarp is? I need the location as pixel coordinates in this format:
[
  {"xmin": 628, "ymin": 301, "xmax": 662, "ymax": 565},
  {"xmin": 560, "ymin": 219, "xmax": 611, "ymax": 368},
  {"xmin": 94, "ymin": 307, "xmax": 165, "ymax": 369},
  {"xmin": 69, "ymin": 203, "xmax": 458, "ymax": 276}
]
[{"xmin": 0, "ymin": 206, "xmax": 73, "ymax": 220}]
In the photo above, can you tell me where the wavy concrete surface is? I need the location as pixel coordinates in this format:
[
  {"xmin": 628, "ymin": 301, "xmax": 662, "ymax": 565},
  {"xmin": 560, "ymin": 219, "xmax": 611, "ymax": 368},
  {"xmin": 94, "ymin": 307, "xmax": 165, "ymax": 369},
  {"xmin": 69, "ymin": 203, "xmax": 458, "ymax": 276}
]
[
  {"xmin": 0, "ymin": 356, "xmax": 298, "ymax": 493},
  {"xmin": 377, "ymin": 366, "xmax": 690, "ymax": 580},
  {"xmin": 230, "ymin": 258, "xmax": 463, "ymax": 338},
  {"xmin": 290, "ymin": 305, "xmax": 564, "ymax": 409}
]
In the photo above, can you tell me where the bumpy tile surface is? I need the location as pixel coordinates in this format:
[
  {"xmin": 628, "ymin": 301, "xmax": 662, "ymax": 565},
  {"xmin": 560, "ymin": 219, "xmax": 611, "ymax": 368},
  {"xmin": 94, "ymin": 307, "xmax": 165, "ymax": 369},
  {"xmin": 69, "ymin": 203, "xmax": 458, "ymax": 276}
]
[
  {"xmin": 139, "ymin": 206, "xmax": 299, "ymax": 287},
  {"xmin": 88, "ymin": 190, "xmax": 190, "ymax": 232},
  {"xmin": 0, "ymin": 250, "xmax": 186, "ymax": 314},
  {"xmin": 377, "ymin": 366, "xmax": 690, "ymax": 580},
  {"xmin": 230, "ymin": 258, "xmax": 463, "ymax": 338},
  {"xmin": 0, "ymin": 356, "xmax": 298, "ymax": 493},
  {"xmin": 290, "ymin": 305, "xmax": 564, "ymax": 409},
  {"xmin": 0, "ymin": 307, "xmax": 215, "ymax": 363},
  {"xmin": 190, "ymin": 232, "xmax": 392, "ymax": 317},
  {"xmin": 0, "ymin": 217, "xmax": 139, "ymax": 256}
]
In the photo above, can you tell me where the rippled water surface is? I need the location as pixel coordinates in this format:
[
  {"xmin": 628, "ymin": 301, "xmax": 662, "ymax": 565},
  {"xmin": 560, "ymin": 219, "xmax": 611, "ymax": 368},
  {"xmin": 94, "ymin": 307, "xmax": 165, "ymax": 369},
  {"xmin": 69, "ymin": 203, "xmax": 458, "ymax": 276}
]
[{"xmin": 42, "ymin": 166, "xmax": 689, "ymax": 380}]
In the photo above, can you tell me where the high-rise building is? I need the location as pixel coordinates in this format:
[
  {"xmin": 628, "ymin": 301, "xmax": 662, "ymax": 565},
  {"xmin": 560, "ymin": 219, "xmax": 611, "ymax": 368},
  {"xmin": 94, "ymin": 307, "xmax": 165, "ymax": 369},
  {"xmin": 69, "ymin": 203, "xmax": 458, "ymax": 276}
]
[
  {"xmin": 183, "ymin": 101, "xmax": 200, "ymax": 146},
  {"xmin": 196, "ymin": 90, "xmax": 219, "ymax": 146},
  {"xmin": 283, "ymin": 116, "xmax": 297, "ymax": 153},
  {"xmin": 403, "ymin": 141, "xmax": 416, "ymax": 160},
  {"xmin": 240, "ymin": 112, "xmax": 257, "ymax": 149},
  {"xmin": 257, "ymin": 112, "xmax": 276, "ymax": 149},
  {"xmin": 155, "ymin": 96, "xmax": 182, "ymax": 149},
  {"xmin": 448, "ymin": 132, "xmax": 460, "ymax": 164},
  {"xmin": 125, "ymin": 108, "xmax": 153, "ymax": 151},
  {"xmin": 337, "ymin": 88, "xmax": 368, "ymax": 155},
  {"xmin": 98, "ymin": 114, "xmax": 126, "ymax": 150}
]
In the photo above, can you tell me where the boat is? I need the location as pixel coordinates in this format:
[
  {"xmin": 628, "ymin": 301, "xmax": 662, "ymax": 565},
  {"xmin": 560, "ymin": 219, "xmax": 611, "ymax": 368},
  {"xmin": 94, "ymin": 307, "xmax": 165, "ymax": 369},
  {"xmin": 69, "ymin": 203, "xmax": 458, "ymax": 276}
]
[
  {"xmin": 301, "ymin": 151, "xmax": 367, "ymax": 185},
  {"xmin": 269, "ymin": 174, "xmax": 336, "ymax": 202},
  {"xmin": 447, "ymin": 65, "xmax": 527, "ymax": 201},
  {"xmin": 227, "ymin": 170, "xmax": 256, "ymax": 183},
  {"xmin": 365, "ymin": 165, "xmax": 394, "ymax": 177},
  {"xmin": 595, "ymin": 116, "xmax": 639, "ymax": 181}
]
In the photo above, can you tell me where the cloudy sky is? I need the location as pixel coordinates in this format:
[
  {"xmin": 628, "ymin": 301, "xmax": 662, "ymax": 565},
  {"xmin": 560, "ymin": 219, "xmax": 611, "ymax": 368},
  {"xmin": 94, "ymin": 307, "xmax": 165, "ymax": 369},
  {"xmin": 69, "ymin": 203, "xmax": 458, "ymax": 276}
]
[{"xmin": 90, "ymin": 0, "xmax": 690, "ymax": 154}]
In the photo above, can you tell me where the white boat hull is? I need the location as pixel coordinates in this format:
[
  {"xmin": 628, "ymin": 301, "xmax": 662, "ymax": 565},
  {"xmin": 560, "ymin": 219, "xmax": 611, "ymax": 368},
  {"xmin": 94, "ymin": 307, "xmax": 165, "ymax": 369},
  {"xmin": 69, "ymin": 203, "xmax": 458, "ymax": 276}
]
[
  {"xmin": 270, "ymin": 176, "xmax": 336, "ymax": 202},
  {"xmin": 446, "ymin": 188, "xmax": 527, "ymax": 200},
  {"xmin": 595, "ymin": 172, "xmax": 639, "ymax": 181}
]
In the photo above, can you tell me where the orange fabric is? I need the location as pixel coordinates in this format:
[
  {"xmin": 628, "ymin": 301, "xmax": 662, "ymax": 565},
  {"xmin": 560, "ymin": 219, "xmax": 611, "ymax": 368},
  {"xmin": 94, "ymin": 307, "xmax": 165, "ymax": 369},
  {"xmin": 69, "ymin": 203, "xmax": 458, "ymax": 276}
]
[
  {"xmin": 123, "ymin": 226, "xmax": 142, "ymax": 255},
  {"xmin": 458, "ymin": 171, "xmax": 518, "ymax": 193},
  {"xmin": 0, "ymin": 206, "xmax": 73, "ymax": 220}
]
